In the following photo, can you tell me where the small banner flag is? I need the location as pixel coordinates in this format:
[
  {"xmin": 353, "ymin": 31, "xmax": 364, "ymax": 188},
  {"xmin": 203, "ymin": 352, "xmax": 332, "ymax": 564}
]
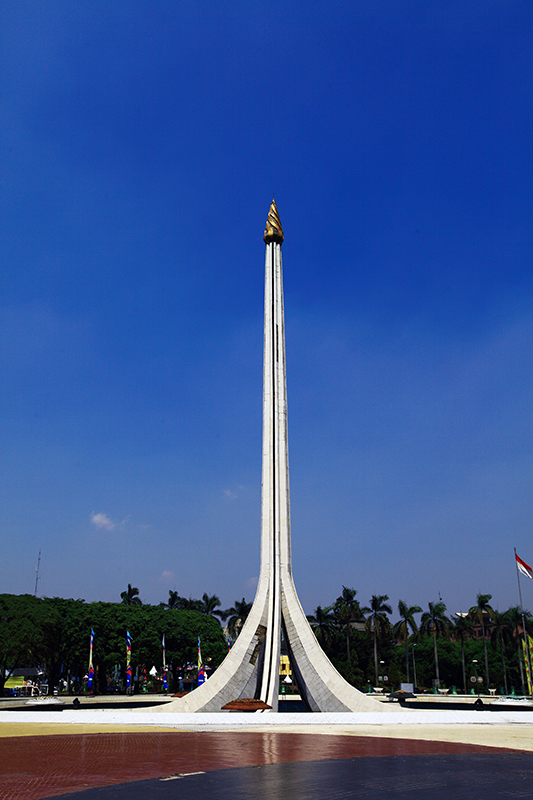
[
  {"xmin": 522, "ymin": 635, "xmax": 533, "ymax": 694},
  {"xmin": 126, "ymin": 631, "xmax": 132, "ymax": 690},
  {"xmin": 197, "ymin": 635, "xmax": 205, "ymax": 686},
  {"xmin": 87, "ymin": 628, "xmax": 94, "ymax": 690},
  {"xmin": 227, "ymin": 635, "xmax": 231, "ymax": 652},
  {"xmin": 162, "ymin": 634, "xmax": 168, "ymax": 691},
  {"xmin": 516, "ymin": 553, "xmax": 533, "ymax": 580}
]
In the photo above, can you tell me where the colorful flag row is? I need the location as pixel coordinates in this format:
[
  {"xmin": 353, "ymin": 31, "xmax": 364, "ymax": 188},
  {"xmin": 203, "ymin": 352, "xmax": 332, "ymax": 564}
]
[{"xmin": 86, "ymin": 631, "xmax": 208, "ymax": 689}]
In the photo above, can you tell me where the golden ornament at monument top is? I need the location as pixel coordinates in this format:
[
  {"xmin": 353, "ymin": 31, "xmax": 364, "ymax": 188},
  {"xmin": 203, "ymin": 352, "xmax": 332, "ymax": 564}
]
[{"xmin": 263, "ymin": 198, "xmax": 284, "ymax": 244}]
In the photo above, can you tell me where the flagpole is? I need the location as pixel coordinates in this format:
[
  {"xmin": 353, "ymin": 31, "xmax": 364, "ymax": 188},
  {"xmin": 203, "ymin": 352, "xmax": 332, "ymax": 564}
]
[
  {"xmin": 87, "ymin": 629, "xmax": 94, "ymax": 692},
  {"xmin": 126, "ymin": 631, "xmax": 132, "ymax": 695},
  {"xmin": 197, "ymin": 635, "xmax": 205, "ymax": 686},
  {"xmin": 162, "ymin": 634, "xmax": 168, "ymax": 692},
  {"xmin": 515, "ymin": 547, "xmax": 532, "ymax": 695}
]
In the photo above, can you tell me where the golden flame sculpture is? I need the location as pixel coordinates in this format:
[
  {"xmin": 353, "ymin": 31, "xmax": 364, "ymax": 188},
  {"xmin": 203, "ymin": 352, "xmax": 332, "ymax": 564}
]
[{"xmin": 263, "ymin": 198, "xmax": 284, "ymax": 244}]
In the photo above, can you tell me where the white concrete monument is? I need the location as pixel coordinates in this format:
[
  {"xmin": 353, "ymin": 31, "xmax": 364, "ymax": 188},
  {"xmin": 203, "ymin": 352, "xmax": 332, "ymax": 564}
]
[{"xmin": 161, "ymin": 201, "xmax": 387, "ymax": 712}]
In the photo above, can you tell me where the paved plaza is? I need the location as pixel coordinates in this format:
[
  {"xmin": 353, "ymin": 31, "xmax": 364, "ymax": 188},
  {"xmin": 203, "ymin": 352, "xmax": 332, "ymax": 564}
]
[{"xmin": 2, "ymin": 709, "xmax": 533, "ymax": 799}]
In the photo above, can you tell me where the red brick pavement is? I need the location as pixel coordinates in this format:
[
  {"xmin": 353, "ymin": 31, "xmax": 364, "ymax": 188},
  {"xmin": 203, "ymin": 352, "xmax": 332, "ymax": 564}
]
[{"xmin": 0, "ymin": 731, "xmax": 526, "ymax": 800}]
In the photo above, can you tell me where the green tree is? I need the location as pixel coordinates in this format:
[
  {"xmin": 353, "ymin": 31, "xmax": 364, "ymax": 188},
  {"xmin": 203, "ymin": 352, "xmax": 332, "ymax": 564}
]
[
  {"xmin": 450, "ymin": 614, "xmax": 474, "ymax": 693},
  {"xmin": 0, "ymin": 594, "xmax": 42, "ymax": 696},
  {"xmin": 420, "ymin": 601, "xmax": 448, "ymax": 687},
  {"xmin": 198, "ymin": 593, "xmax": 225, "ymax": 620},
  {"xmin": 491, "ymin": 610, "xmax": 512, "ymax": 694},
  {"xmin": 223, "ymin": 598, "xmax": 252, "ymax": 641},
  {"xmin": 505, "ymin": 606, "xmax": 532, "ymax": 695},
  {"xmin": 363, "ymin": 595, "xmax": 392, "ymax": 686},
  {"xmin": 120, "ymin": 584, "xmax": 142, "ymax": 606},
  {"xmin": 468, "ymin": 593, "xmax": 494, "ymax": 688},
  {"xmin": 334, "ymin": 587, "xmax": 362, "ymax": 662},
  {"xmin": 164, "ymin": 590, "xmax": 183, "ymax": 610},
  {"xmin": 34, "ymin": 597, "xmax": 89, "ymax": 693},
  {"xmin": 179, "ymin": 597, "xmax": 202, "ymax": 612},
  {"xmin": 89, "ymin": 601, "xmax": 127, "ymax": 692},
  {"xmin": 308, "ymin": 605, "xmax": 336, "ymax": 650},
  {"xmin": 393, "ymin": 600, "xmax": 422, "ymax": 683},
  {"xmin": 164, "ymin": 609, "xmax": 227, "ymax": 689},
  {"xmin": 0, "ymin": 593, "xmax": 230, "ymax": 697}
]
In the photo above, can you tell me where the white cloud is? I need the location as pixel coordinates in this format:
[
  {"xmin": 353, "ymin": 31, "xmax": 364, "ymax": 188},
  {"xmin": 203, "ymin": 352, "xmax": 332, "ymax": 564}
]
[
  {"xmin": 161, "ymin": 570, "xmax": 174, "ymax": 581},
  {"xmin": 90, "ymin": 512, "xmax": 116, "ymax": 531},
  {"xmin": 224, "ymin": 489, "xmax": 237, "ymax": 500}
]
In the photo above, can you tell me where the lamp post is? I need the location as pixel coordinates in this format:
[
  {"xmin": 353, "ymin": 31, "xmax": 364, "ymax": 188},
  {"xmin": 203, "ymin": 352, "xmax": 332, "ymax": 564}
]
[
  {"xmin": 472, "ymin": 659, "xmax": 479, "ymax": 695},
  {"xmin": 412, "ymin": 643, "xmax": 417, "ymax": 692}
]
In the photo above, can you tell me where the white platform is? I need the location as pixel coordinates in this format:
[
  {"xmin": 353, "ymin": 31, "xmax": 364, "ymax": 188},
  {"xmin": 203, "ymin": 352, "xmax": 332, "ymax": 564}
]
[{"xmin": 2, "ymin": 710, "xmax": 533, "ymax": 728}]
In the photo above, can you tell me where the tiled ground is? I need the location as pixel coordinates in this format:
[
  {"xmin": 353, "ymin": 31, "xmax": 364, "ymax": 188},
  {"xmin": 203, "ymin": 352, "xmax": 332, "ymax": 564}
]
[{"xmin": 0, "ymin": 731, "xmax": 526, "ymax": 800}]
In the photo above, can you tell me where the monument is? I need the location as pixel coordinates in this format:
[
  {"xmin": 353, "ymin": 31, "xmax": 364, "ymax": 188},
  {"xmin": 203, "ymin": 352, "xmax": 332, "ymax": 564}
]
[{"xmin": 161, "ymin": 201, "xmax": 387, "ymax": 712}]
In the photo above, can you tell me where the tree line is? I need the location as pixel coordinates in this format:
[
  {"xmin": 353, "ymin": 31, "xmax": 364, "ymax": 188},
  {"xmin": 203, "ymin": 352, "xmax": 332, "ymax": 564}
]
[
  {"xmin": 2, "ymin": 585, "xmax": 531, "ymax": 697},
  {"xmin": 0, "ymin": 590, "xmax": 233, "ymax": 696},
  {"xmin": 120, "ymin": 584, "xmax": 253, "ymax": 640},
  {"xmin": 307, "ymin": 588, "xmax": 533, "ymax": 694}
]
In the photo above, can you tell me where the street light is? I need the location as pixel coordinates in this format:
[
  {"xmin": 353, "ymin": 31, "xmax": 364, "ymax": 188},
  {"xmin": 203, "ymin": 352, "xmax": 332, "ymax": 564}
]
[
  {"xmin": 472, "ymin": 659, "xmax": 479, "ymax": 695},
  {"xmin": 412, "ymin": 643, "xmax": 417, "ymax": 692}
]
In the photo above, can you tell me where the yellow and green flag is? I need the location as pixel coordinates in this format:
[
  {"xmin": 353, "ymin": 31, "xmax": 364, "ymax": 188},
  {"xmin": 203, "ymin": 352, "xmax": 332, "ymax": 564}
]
[{"xmin": 521, "ymin": 634, "xmax": 533, "ymax": 694}]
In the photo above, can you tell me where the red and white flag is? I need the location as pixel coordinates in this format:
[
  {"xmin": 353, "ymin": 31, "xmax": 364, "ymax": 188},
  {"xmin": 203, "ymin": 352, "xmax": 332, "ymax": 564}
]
[{"xmin": 516, "ymin": 553, "xmax": 533, "ymax": 580}]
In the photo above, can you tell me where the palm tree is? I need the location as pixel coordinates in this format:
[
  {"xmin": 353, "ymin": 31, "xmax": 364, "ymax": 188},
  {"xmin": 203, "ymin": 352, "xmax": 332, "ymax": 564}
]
[
  {"xmin": 393, "ymin": 600, "xmax": 422, "ymax": 683},
  {"xmin": 363, "ymin": 595, "xmax": 392, "ymax": 686},
  {"xmin": 223, "ymin": 598, "xmax": 252, "ymax": 641},
  {"xmin": 334, "ymin": 587, "xmax": 362, "ymax": 662},
  {"xmin": 451, "ymin": 614, "xmax": 474, "ymax": 693},
  {"xmin": 491, "ymin": 609, "xmax": 511, "ymax": 694},
  {"xmin": 420, "ymin": 601, "xmax": 448, "ymax": 687},
  {"xmin": 468, "ymin": 593, "xmax": 495, "ymax": 689},
  {"xmin": 198, "ymin": 593, "xmax": 225, "ymax": 620},
  {"xmin": 180, "ymin": 597, "xmax": 202, "ymax": 611},
  {"xmin": 164, "ymin": 590, "xmax": 183, "ymax": 609},
  {"xmin": 120, "ymin": 584, "xmax": 142, "ymax": 606},
  {"xmin": 308, "ymin": 605, "xmax": 336, "ymax": 650}
]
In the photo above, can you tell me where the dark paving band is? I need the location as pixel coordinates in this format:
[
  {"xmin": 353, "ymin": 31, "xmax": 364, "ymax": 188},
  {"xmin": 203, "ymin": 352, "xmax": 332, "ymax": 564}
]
[
  {"xmin": 1, "ymin": 731, "xmax": 526, "ymax": 800},
  {"xmin": 43, "ymin": 754, "xmax": 533, "ymax": 800}
]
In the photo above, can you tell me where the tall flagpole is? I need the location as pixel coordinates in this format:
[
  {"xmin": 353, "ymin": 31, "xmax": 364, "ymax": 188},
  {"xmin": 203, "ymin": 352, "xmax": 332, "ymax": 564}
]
[{"xmin": 514, "ymin": 547, "xmax": 532, "ymax": 695}]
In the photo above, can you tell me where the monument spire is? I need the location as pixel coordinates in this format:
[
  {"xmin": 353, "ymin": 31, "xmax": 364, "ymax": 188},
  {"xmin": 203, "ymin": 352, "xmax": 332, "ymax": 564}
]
[{"xmin": 159, "ymin": 202, "xmax": 390, "ymax": 713}]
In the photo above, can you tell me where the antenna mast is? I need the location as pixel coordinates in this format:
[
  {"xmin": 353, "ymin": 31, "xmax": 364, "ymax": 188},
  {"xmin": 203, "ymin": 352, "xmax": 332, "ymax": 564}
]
[{"xmin": 34, "ymin": 549, "xmax": 41, "ymax": 596}]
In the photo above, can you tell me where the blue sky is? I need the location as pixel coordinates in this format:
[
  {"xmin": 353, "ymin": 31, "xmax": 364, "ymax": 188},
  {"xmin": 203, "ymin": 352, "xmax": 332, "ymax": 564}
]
[{"xmin": 1, "ymin": 0, "xmax": 532, "ymax": 621}]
